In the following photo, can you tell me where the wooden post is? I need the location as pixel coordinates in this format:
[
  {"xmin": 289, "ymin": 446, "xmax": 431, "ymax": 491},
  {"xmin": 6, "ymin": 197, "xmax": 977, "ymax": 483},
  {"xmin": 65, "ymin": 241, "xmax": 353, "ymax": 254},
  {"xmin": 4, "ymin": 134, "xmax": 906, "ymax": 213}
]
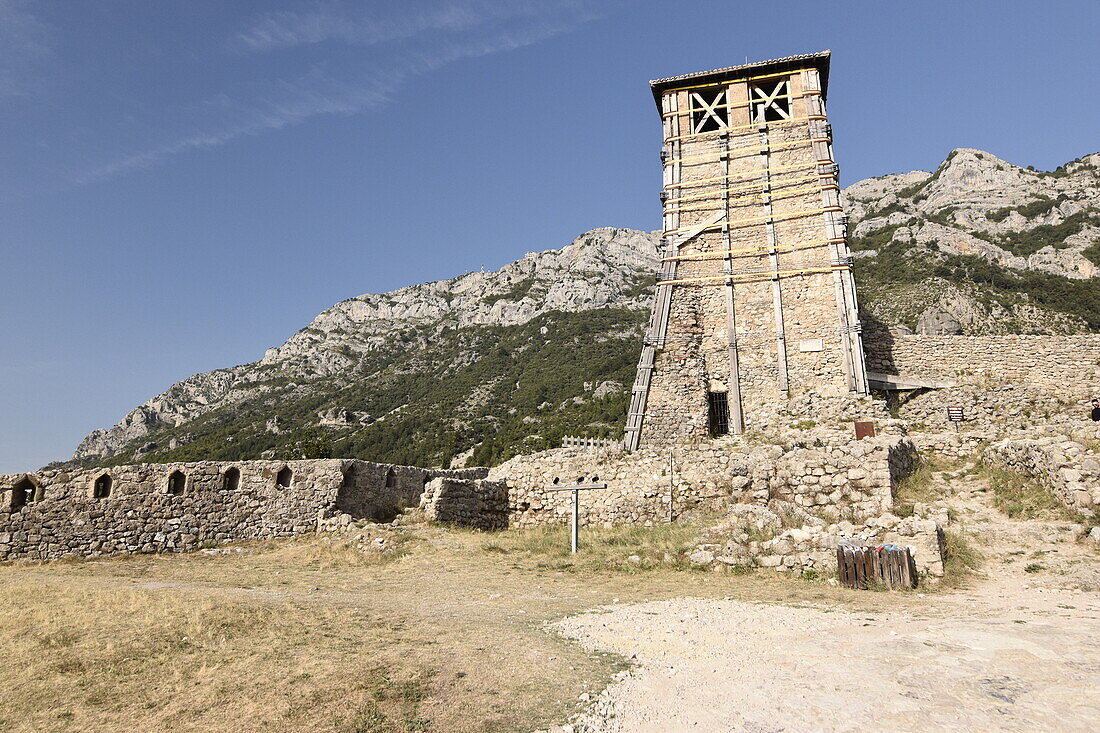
[
  {"xmin": 757, "ymin": 122, "xmax": 789, "ymax": 391},
  {"xmin": 721, "ymin": 115, "xmax": 745, "ymax": 434}
]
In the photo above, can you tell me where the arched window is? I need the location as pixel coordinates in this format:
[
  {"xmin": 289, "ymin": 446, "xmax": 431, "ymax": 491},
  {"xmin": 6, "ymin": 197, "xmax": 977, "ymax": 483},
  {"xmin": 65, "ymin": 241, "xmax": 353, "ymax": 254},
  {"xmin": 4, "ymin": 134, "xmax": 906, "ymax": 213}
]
[
  {"xmin": 276, "ymin": 466, "xmax": 293, "ymax": 488},
  {"xmin": 10, "ymin": 477, "xmax": 37, "ymax": 510},
  {"xmin": 384, "ymin": 469, "xmax": 397, "ymax": 489},
  {"xmin": 93, "ymin": 474, "xmax": 112, "ymax": 499},
  {"xmin": 222, "ymin": 467, "xmax": 240, "ymax": 491},
  {"xmin": 166, "ymin": 470, "xmax": 186, "ymax": 496}
]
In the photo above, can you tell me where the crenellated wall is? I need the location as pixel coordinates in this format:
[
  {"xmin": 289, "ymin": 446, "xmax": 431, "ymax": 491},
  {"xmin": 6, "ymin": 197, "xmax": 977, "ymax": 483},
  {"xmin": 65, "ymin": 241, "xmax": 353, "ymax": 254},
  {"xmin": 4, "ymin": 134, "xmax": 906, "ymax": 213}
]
[{"xmin": 0, "ymin": 460, "xmax": 487, "ymax": 560}]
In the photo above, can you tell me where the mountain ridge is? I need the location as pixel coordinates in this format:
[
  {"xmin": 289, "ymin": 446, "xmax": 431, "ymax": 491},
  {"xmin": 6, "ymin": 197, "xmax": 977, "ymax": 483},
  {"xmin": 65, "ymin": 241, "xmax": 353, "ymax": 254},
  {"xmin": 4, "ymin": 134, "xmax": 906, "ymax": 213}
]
[{"xmin": 69, "ymin": 148, "xmax": 1100, "ymax": 467}]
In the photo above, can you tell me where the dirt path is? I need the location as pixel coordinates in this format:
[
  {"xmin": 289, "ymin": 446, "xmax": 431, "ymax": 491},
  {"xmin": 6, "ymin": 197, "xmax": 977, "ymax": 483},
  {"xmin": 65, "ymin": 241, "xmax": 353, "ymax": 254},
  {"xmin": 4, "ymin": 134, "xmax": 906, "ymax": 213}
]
[{"xmin": 551, "ymin": 464, "xmax": 1100, "ymax": 732}]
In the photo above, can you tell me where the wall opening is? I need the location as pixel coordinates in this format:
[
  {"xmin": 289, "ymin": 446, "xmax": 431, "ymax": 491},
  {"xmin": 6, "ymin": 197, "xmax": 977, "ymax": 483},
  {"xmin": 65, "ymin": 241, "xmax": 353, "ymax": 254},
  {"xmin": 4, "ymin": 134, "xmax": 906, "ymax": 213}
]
[
  {"xmin": 384, "ymin": 469, "xmax": 397, "ymax": 490},
  {"xmin": 342, "ymin": 466, "xmax": 357, "ymax": 489},
  {"xmin": 93, "ymin": 474, "xmax": 112, "ymax": 499},
  {"xmin": 276, "ymin": 467, "xmax": 293, "ymax": 489},
  {"xmin": 689, "ymin": 87, "xmax": 729, "ymax": 133},
  {"xmin": 166, "ymin": 470, "xmax": 186, "ymax": 496},
  {"xmin": 222, "ymin": 467, "xmax": 240, "ymax": 491},
  {"xmin": 707, "ymin": 391, "xmax": 731, "ymax": 437},
  {"xmin": 750, "ymin": 79, "xmax": 791, "ymax": 123},
  {"xmin": 11, "ymin": 477, "xmax": 36, "ymax": 510}
]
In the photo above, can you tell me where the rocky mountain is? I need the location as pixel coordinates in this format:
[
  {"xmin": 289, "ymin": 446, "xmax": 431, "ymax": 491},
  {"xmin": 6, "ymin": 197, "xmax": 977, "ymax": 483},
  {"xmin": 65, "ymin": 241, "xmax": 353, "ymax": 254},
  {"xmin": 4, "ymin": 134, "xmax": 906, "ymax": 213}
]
[
  {"xmin": 69, "ymin": 149, "xmax": 1100, "ymax": 468},
  {"xmin": 845, "ymin": 148, "xmax": 1100, "ymax": 334},
  {"xmin": 73, "ymin": 227, "xmax": 660, "ymax": 468}
]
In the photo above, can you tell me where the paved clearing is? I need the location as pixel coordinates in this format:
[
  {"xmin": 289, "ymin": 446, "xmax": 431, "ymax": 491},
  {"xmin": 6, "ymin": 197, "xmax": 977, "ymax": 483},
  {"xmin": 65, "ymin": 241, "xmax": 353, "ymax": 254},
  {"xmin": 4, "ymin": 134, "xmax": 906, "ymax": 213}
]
[{"xmin": 553, "ymin": 462, "xmax": 1100, "ymax": 732}]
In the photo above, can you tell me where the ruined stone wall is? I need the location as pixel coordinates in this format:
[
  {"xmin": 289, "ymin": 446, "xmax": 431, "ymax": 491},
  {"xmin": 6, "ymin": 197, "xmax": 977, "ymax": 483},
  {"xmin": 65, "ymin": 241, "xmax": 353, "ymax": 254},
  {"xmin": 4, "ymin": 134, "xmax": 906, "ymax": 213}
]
[
  {"xmin": 0, "ymin": 460, "xmax": 487, "ymax": 560},
  {"xmin": 690, "ymin": 504, "xmax": 946, "ymax": 578},
  {"xmin": 487, "ymin": 435, "xmax": 917, "ymax": 528},
  {"xmin": 984, "ymin": 437, "xmax": 1100, "ymax": 513},
  {"xmin": 421, "ymin": 478, "xmax": 509, "ymax": 531}
]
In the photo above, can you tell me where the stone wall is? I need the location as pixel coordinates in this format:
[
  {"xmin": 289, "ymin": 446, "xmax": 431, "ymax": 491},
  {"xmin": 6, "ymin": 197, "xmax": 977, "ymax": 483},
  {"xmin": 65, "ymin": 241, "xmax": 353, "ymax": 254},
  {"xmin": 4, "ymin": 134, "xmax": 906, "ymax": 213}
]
[
  {"xmin": 863, "ymin": 330, "xmax": 1100, "ymax": 401},
  {"xmin": 421, "ymin": 478, "xmax": 509, "ymax": 531},
  {"xmin": 487, "ymin": 435, "xmax": 918, "ymax": 528},
  {"xmin": 984, "ymin": 437, "xmax": 1100, "ymax": 513},
  {"xmin": 0, "ymin": 460, "xmax": 487, "ymax": 561},
  {"xmin": 689, "ymin": 504, "xmax": 946, "ymax": 578}
]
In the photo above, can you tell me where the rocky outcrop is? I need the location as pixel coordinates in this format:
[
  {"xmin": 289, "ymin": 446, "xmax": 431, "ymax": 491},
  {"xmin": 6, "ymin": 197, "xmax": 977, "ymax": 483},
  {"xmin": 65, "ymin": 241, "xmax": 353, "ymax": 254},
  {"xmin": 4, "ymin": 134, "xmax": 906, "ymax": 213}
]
[{"xmin": 845, "ymin": 149, "xmax": 1100, "ymax": 281}]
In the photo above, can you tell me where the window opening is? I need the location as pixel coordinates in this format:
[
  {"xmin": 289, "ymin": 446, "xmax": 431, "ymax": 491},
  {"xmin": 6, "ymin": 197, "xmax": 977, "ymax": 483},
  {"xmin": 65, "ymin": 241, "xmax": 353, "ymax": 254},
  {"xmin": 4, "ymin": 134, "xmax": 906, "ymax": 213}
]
[
  {"xmin": 384, "ymin": 469, "xmax": 397, "ymax": 489},
  {"xmin": 167, "ymin": 470, "xmax": 186, "ymax": 496},
  {"xmin": 690, "ymin": 87, "xmax": 729, "ymax": 133},
  {"xmin": 93, "ymin": 474, "xmax": 112, "ymax": 499},
  {"xmin": 342, "ymin": 467, "xmax": 356, "ymax": 489},
  {"xmin": 11, "ymin": 477, "xmax": 36, "ymax": 510},
  {"xmin": 222, "ymin": 467, "xmax": 240, "ymax": 491},
  {"xmin": 276, "ymin": 467, "xmax": 293, "ymax": 489},
  {"xmin": 750, "ymin": 79, "xmax": 791, "ymax": 123},
  {"xmin": 707, "ymin": 391, "xmax": 731, "ymax": 437}
]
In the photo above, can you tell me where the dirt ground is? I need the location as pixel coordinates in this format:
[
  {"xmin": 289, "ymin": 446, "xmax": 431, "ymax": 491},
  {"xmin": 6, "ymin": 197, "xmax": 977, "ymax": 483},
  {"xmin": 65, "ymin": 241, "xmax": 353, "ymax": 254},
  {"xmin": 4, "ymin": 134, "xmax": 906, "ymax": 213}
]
[
  {"xmin": 554, "ymin": 460, "xmax": 1100, "ymax": 732},
  {"xmin": 0, "ymin": 460, "xmax": 1096, "ymax": 732}
]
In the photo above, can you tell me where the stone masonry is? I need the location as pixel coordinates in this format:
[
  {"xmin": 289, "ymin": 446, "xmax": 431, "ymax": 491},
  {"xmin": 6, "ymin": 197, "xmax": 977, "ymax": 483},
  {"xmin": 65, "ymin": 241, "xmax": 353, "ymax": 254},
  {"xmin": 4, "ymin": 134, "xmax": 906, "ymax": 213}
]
[
  {"xmin": 0, "ymin": 459, "xmax": 486, "ymax": 561},
  {"xmin": 984, "ymin": 437, "xmax": 1100, "ymax": 513},
  {"xmin": 487, "ymin": 434, "xmax": 917, "ymax": 528},
  {"xmin": 420, "ymin": 477, "xmax": 509, "ymax": 531},
  {"xmin": 627, "ymin": 51, "xmax": 868, "ymax": 450}
]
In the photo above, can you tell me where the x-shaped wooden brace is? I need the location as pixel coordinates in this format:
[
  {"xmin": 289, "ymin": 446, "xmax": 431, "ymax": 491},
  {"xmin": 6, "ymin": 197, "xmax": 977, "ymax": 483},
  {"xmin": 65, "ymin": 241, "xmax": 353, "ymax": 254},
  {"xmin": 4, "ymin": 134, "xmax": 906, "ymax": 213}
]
[
  {"xmin": 690, "ymin": 90, "xmax": 728, "ymax": 132},
  {"xmin": 750, "ymin": 80, "xmax": 791, "ymax": 122}
]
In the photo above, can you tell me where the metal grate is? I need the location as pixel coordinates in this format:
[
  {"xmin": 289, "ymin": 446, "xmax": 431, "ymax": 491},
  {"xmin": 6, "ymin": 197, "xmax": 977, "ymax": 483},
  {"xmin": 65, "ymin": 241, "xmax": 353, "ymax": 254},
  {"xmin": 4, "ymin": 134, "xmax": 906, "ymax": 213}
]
[{"xmin": 707, "ymin": 391, "xmax": 730, "ymax": 437}]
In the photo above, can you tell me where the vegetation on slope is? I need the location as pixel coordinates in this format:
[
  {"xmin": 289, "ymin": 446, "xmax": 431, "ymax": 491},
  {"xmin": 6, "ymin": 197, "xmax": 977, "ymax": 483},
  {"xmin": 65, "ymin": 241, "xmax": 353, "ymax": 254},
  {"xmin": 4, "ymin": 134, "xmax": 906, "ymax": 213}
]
[{"xmin": 100, "ymin": 308, "xmax": 645, "ymax": 469}]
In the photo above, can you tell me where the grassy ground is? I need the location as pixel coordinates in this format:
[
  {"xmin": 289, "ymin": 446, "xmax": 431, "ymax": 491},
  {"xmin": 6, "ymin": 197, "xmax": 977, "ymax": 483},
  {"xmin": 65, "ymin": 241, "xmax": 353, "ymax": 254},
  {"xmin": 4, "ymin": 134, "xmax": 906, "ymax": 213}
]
[
  {"xmin": 976, "ymin": 464, "xmax": 1077, "ymax": 522},
  {"xmin": 0, "ymin": 525, "xmax": 914, "ymax": 733}
]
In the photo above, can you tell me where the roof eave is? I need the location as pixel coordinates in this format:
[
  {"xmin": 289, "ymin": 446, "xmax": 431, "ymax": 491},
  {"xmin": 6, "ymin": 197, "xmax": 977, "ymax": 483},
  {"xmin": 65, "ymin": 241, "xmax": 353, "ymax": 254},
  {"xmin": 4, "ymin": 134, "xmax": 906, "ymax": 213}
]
[{"xmin": 648, "ymin": 51, "xmax": 831, "ymax": 111}]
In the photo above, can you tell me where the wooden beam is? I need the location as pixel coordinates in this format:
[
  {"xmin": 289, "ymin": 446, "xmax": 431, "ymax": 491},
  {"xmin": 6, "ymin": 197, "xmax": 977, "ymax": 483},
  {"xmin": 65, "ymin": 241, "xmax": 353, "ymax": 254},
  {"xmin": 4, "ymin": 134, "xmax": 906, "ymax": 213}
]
[{"xmin": 866, "ymin": 371, "xmax": 957, "ymax": 391}]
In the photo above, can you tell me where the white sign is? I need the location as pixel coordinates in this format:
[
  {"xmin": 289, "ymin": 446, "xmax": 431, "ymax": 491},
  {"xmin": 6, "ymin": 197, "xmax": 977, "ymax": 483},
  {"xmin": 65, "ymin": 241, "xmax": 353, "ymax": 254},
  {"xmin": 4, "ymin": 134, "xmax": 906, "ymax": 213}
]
[{"xmin": 799, "ymin": 338, "xmax": 824, "ymax": 352}]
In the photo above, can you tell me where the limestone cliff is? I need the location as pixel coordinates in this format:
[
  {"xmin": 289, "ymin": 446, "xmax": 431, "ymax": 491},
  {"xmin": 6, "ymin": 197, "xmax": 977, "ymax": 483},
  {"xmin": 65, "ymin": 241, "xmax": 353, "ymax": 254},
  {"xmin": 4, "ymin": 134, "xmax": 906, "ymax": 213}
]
[
  {"xmin": 844, "ymin": 149, "xmax": 1100, "ymax": 334},
  {"xmin": 70, "ymin": 150, "xmax": 1100, "ymax": 466}
]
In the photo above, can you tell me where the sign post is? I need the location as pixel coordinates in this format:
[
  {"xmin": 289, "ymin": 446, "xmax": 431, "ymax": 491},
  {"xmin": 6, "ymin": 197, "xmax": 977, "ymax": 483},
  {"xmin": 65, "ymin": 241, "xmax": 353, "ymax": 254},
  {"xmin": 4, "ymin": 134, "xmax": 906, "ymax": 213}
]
[
  {"xmin": 546, "ymin": 482, "xmax": 610, "ymax": 553},
  {"xmin": 947, "ymin": 406, "xmax": 964, "ymax": 433}
]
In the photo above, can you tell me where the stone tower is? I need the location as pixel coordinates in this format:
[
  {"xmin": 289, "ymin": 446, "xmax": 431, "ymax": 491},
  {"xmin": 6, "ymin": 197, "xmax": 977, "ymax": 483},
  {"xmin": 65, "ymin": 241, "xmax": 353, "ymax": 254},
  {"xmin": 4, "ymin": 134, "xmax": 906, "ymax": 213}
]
[{"xmin": 625, "ymin": 51, "xmax": 868, "ymax": 450}]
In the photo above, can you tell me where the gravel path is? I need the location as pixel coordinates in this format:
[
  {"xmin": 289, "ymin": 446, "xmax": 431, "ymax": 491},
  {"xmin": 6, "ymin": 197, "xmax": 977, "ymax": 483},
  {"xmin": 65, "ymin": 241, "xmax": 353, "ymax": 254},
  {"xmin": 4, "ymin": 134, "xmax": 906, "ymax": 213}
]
[
  {"xmin": 551, "ymin": 466, "xmax": 1100, "ymax": 732},
  {"xmin": 554, "ymin": 591, "xmax": 1099, "ymax": 732}
]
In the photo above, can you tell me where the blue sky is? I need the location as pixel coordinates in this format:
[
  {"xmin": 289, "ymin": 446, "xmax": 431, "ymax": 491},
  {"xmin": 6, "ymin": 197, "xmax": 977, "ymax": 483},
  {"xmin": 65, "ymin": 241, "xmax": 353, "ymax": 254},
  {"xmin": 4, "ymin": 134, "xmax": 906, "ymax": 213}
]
[{"xmin": 2, "ymin": 0, "xmax": 1097, "ymax": 472}]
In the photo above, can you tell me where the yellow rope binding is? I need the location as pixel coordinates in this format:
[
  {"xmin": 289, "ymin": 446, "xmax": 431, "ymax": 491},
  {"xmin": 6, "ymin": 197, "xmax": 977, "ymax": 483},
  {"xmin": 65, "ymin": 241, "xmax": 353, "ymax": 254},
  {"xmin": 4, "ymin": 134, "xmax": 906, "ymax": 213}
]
[
  {"xmin": 657, "ymin": 264, "xmax": 850, "ymax": 287},
  {"xmin": 664, "ymin": 206, "xmax": 842, "ymax": 237},
  {"xmin": 662, "ymin": 238, "xmax": 847, "ymax": 262}
]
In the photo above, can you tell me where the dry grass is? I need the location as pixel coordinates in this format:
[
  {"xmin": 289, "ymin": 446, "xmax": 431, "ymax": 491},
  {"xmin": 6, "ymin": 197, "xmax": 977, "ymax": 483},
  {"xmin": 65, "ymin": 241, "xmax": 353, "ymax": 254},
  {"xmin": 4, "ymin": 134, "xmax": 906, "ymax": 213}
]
[
  {"xmin": 477, "ymin": 518, "xmax": 712, "ymax": 572},
  {"xmin": 940, "ymin": 529, "xmax": 983, "ymax": 588},
  {"xmin": 977, "ymin": 465, "xmax": 1073, "ymax": 521},
  {"xmin": 0, "ymin": 582, "xmax": 430, "ymax": 732},
  {"xmin": 892, "ymin": 454, "xmax": 971, "ymax": 518},
  {"xmin": 0, "ymin": 526, "xmax": 929, "ymax": 732}
]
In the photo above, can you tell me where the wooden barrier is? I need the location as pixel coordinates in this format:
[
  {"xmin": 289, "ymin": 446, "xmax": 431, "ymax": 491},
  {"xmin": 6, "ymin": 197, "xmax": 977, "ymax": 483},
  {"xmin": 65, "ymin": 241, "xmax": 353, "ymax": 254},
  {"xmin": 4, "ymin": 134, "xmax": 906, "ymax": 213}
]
[
  {"xmin": 561, "ymin": 435, "xmax": 617, "ymax": 450},
  {"xmin": 837, "ymin": 544, "xmax": 917, "ymax": 590}
]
